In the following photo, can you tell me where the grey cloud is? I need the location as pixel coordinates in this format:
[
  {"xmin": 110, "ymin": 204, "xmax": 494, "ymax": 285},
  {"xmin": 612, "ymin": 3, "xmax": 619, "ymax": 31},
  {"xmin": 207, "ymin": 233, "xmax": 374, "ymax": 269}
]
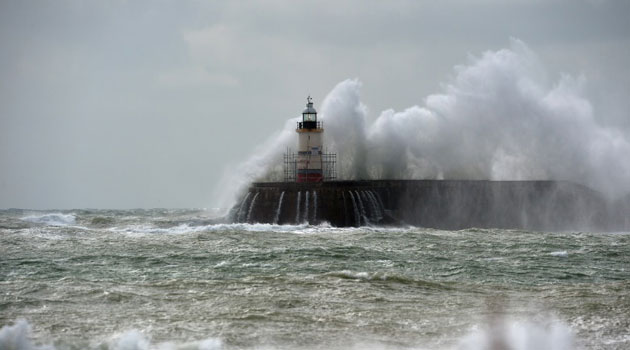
[{"xmin": 1, "ymin": 0, "xmax": 628, "ymax": 209}]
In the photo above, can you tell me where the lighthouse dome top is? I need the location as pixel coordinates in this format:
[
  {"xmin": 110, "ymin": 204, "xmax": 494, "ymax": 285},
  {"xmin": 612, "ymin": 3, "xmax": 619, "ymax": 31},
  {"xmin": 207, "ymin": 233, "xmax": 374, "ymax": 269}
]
[{"xmin": 302, "ymin": 96, "xmax": 317, "ymax": 115}]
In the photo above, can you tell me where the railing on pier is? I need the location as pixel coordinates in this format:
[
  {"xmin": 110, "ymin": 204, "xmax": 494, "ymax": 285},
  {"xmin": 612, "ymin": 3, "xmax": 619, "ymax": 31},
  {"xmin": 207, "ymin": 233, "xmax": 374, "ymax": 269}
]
[{"xmin": 284, "ymin": 148, "xmax": 336, "ymax": 182}]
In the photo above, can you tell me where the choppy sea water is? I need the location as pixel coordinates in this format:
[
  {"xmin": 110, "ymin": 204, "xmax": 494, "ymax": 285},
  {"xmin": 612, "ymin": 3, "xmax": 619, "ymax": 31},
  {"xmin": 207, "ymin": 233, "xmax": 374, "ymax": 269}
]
[{"xmin": 1, "ymin": 209, "xmax": 628, "ymax": 350}]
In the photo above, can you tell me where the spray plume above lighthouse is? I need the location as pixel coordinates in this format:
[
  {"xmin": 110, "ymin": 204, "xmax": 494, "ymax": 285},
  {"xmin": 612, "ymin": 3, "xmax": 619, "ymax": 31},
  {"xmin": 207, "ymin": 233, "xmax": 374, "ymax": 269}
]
[{"xmin": 284, "ymin": 97, "xmax": 337, "ymax": 182}]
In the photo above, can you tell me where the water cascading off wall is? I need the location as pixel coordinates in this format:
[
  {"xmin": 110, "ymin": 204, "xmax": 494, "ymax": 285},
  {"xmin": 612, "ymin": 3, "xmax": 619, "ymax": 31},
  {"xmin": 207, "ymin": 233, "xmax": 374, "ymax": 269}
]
[
  {"xmin": 246, "ymin": 192, "xmax": 259, "ymax": 223},
  {"xmin": 274, "ymin": 191, "xmax": 285, "ymax": 225},
  {"xmin": 313, "ymin": 191, "xmax": 318, "ymax": 224},
  {"xmin": 295, "ymin": 191, "xmax": 301, "ymax": 224},
  {"xmin": 234, "ymin": 192, "xmax": 251, "ymax": 223},
  {"xmin": 229, "ymin": 180, "xmax": 627, "ymax": 231},
  {"xmin": 304, "ymin": 191, "xmax": 310, "ymax": 224},
  {"xmin": 348, "ymin": 191, "xmax": 361, "ymax": 227},
  {"xmin": 355, "ymin": 190, "xmax": 368, "ymax": 226}
]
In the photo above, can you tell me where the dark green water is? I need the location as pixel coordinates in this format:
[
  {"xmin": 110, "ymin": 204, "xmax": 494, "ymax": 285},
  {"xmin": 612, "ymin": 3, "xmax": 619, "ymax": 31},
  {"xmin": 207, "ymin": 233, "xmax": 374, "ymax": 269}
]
[{"xmin": 1, "ymin": 209, "xmax": 629, "ymax": 350}]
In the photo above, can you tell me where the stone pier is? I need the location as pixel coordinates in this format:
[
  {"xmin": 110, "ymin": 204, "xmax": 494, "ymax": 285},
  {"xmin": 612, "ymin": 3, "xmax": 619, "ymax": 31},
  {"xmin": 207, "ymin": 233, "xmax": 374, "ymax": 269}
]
[{"xmin": 230, "ymin": 180, "xmax": 628, "ymax": 231}]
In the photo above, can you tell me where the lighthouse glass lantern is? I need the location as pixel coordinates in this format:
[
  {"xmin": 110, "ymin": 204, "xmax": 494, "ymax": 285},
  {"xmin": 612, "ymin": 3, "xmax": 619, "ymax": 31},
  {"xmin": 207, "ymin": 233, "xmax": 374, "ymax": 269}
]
[
  {"xmin": 301, "ymin": 96, "xmax": 318, "ymax": 128},
  {"xmin": 303, "ymin": 109, "xmax": 316, "ymax": 121}
]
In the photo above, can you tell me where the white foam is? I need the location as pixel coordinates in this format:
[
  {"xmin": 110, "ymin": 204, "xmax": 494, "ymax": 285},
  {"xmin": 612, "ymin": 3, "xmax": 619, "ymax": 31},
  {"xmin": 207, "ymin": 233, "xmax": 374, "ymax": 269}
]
[
  {"xmin": 197, "ymin": 338, "xmax": 223, "ymax": 350},
  {"xmin": 550, "ymin": 251, "xmax": 569, "ymax": 257},
  {"xmin": 328, "ymin": 270, "xmax": 392, "ymax": 281},
  {"xmin": 21, "ymin": 213, "xmax": 76, "ymax": 226},
  {"xmin": 107, "ymin": 222, "xmax": 408, "ymax": 236},
  {"xmin": 0, "ymin": 318, "xmax": 581, "ymax": 350},
  {"xmin": 213, "ymin": 261, "xmax": 227, "ymax": 268},
  {"xmin": 109, "ymin": 224, "xmax": 208, "ymax": 235},
  {"xmin": 0, "ymin": 319, "xmax": 54, "ymax": 350},
  {"xmin": 456, "ymin": 318, "xmax": 574, "ymax": 350},
  {"xmin": 112, "ymin": 330, "xmax": 149, "ymax": 350},
  {"xmin": 0, "ymin": 323, "xmax": 224, "ymax": 350},
  {"xmin": 102, "ymin": 329, "xmax": 224, "ymax": 350}
]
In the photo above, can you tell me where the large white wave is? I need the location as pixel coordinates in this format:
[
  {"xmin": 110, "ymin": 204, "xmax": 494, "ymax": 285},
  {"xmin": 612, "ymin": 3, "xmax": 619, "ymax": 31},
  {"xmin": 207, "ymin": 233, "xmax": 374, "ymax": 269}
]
[
  {"xmin": 365, "ymin": 39, "xmax": 630, "ymax": 197},
  {"xmin": 21, "ymin": 213, "xmax": 76, "ymax": 226},
  {"xmin": 216, "ymin": 39, "xmax": 630, "ymax": 211}
]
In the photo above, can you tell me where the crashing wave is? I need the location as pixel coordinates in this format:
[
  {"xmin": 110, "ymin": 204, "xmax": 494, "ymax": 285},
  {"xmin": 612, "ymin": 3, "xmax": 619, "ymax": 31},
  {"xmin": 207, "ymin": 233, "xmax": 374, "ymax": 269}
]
[{"xmin": 21, "ymin": 213, "xmax": 76, "ymax": 226}]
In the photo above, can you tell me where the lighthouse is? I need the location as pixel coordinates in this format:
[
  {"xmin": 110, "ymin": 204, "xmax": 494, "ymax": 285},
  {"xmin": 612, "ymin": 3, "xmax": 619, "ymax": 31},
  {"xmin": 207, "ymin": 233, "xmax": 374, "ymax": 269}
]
[
  {"xmin": 296, "ymin": 96, "xmax": 324, "ymax": 182},
  {"xmin": 283, "ymin": 97, "xmax": 336, "ymax": 182}
]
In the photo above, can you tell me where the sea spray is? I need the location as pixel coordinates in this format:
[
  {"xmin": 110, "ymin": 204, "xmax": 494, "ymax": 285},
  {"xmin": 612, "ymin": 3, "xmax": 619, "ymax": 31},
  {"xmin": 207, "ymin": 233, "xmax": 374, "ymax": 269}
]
[
  {"xmin": 456, "ymin": 317, "xmax": 574, "ymax": 350},
  {"xmin": 216, "ymin": 40, "xmax": 630, "ymax": 212},
  {"xmin": 366, "ymin": 40, "xmax": 630, "ymax": 198},
  {"xmin": 320, "ymin": 79, "xmax": 369, "ymax": 180},
  {"xmin": 0, "ymin": 319, "xmax": 42, "ymax": 350},
  {"xmin": 214, "ymin": 118, "xmax": 298, "ymax": 214},
  {"xmin": 273, "ymin": 191, "xmax": 285, "ymax": 224}
]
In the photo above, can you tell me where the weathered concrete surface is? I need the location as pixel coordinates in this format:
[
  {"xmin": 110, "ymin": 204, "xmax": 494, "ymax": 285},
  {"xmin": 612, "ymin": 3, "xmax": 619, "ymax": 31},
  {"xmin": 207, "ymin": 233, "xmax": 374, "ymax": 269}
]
[{"xmin": 230, "ymin": 180, "xmax": 628, "ymax": 231}]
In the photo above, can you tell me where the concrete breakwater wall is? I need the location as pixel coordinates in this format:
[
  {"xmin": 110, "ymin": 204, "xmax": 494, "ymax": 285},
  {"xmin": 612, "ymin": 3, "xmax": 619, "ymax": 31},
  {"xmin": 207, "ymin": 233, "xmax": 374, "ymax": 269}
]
[{"xmin": 230, "ymin": 180, "xmax": 628, "ymax": 231}]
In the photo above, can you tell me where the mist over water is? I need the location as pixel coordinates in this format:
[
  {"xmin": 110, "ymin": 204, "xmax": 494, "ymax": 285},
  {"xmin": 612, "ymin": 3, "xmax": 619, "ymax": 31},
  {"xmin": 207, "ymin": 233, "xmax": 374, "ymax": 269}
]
[{"xmin": 216, "ymin": 40, "xmax": 630, "ymax": 210}]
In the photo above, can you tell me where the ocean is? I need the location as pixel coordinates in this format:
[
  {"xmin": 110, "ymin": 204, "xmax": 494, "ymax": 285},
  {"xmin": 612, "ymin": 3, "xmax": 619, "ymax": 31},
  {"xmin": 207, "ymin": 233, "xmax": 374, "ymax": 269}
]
[{"xmin": 1, "ymin": 209, "xmax": 628, "ymax": 350}]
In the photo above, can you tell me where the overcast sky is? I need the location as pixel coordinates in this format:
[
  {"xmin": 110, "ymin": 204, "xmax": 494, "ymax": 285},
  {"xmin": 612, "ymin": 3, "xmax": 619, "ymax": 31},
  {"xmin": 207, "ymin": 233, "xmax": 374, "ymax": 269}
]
[{"xmin": 1, "ymin": 0, "xmax": 629, "ymax": 209}]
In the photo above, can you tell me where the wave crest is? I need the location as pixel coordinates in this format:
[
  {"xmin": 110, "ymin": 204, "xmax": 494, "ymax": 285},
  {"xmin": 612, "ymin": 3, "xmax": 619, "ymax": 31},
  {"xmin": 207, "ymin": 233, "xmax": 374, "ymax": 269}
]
[{"xmin": 21, "ymin": 213, "xmax": 76, "ymax": 226}]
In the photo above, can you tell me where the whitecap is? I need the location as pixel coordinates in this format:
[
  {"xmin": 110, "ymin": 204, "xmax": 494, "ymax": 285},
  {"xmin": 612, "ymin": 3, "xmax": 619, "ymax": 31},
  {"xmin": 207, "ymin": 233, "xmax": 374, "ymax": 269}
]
[
  {"xmin": 108, "ymin": 329, "xmax": 223, "ymax": 350},
  {"xmin": 550, "ymin": 251, "xmax": 569, "ymax": 257},
  {"xmin": 328, "ymin": 270, "xmax": 371, "ymax": 280},
  {"xmin": 213, "ymin": 261, "xmax": 227, "ymax": 268},
  {"xmin": 21, "ymin": 213, "xmax": 76, "ymax": 226}
]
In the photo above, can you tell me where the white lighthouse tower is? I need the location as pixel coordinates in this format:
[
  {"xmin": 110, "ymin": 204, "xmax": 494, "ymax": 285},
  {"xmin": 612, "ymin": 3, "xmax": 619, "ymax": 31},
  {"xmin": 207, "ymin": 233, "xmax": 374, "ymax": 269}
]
[
  {"xmin": 284, "ymin": 96, "xmax": 335, "ymax": 182},
  {"xmin": 296, "ymin": 96, "xmax": 324, "ymax": 182}
]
